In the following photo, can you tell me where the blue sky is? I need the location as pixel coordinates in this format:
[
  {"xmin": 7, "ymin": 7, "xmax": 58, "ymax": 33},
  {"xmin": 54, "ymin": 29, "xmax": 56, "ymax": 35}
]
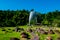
[{"xmin": 0, "ymin": 0, "xmax": 60, "ymax": 13}]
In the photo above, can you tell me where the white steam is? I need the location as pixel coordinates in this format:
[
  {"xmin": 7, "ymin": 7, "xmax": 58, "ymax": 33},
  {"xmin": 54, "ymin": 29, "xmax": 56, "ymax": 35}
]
[{"xmin": 29, "ymin": 11, "xmax": 36, "ymax": 25}]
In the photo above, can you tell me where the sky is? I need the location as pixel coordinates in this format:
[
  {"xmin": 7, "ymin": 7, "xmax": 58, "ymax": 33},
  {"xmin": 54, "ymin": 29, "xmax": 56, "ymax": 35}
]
[{"xmin": 0, "ymin": 0, "xmax": 60, "ymax": 13}]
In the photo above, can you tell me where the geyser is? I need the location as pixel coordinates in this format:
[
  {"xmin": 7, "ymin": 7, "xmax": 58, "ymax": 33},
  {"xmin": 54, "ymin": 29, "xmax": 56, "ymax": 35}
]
[{"xmin": 29, "ymin": 9, "xmax": 36, "ymax": 25}]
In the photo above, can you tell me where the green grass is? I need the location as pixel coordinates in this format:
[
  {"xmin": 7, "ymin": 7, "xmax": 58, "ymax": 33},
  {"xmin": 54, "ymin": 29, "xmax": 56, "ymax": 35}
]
[{"xmin": 0, "ymin": 26, "xmax": 60, "ymax": 40}]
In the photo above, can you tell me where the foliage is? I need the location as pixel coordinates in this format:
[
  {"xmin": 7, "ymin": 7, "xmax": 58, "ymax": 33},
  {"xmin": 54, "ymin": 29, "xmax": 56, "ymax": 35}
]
[{"xmin": 0, "ymin": 10, "xmax": 60, "ymax": 27}]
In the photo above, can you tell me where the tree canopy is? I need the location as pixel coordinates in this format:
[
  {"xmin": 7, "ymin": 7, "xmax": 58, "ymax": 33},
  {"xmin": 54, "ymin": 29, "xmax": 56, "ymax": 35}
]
[{"xmin": 0, "ymin": 10, "xmax": 60, "ymax": 27}]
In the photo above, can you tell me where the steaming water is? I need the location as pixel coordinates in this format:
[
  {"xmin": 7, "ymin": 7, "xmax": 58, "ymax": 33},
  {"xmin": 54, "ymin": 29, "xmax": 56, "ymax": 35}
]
[{"xmin": 29, "ymin": 11, "xmax": 36, "ymax": 25}]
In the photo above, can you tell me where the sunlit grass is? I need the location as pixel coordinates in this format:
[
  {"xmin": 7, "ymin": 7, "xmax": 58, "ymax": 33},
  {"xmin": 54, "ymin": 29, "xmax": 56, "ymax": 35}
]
[{"xmin": 0, "ymin": 26, "xmax": 60, "ymax": 40}]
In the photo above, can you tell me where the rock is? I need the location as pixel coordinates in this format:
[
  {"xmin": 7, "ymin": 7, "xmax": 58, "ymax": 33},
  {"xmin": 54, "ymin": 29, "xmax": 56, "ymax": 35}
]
[
  {"xmin": 2, "ymin": 29, "xmax": 6, "ymax": 31},
  {"xmin": 39, "ymin": 28, "xmax": 44, "ymax": 31},
  {"xmin": 54, "ymin": 30, "xmax": 60, "ymax": 34},
  {"xmin": 5, "ymin": 31, "xmax": 8, "ymax": 34},
  {"xmin": 30, "ymin": 34, "xmax": 39, "ymax": 40},
  {"xmin": 40, "ymin": 30, "xmax": 48, "ymax": 35},
  {"xmin": 48, "ymin": 29, "xmax": 55, "ymax": 34},
  {"xmin": 46, "ymin": 36, "xmax": 53, "ymax": 40},
  {"xmin": 21, "ymin": 32, "xmax": 30, "ymax": 39},
  {"xmin": 28, "ymin": 29, "xmax": 33, "ymax": 33},
  {"xmin": 8, "ymin": 29, "xmax": 11, "ymax": 30},
  {"xmin": 38, "ymin": 28, "xmax": 48, "ymax": 35},
  {"xmin": 12, "ymin": 30, "xmax": 15, "ymax": 31},
  {"xmin": 34, "ymin": 34, "xmax": 39, "ymax": 40},
  {"xmin": 10, "ymin": 37, "xmax": 20, "ymax": 40},
  {"xmin": 57, "ymin": 37, "xmax": 60, "ymax": 40},
  {"xmin": 15, "ymin": 27, "xmax": 24, "ymax": 32}
]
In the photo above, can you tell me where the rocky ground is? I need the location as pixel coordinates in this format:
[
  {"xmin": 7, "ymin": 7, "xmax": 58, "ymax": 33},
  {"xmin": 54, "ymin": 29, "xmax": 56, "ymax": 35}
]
[{"xmin": 0, "ymin": 26, "xmax": 60, "ymax": 40}]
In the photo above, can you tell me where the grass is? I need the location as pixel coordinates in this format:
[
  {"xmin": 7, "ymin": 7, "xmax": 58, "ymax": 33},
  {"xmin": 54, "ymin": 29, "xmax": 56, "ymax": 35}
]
[{"xmin": 0, "ymin": 25, "xmax": 60, "ymax": 40}]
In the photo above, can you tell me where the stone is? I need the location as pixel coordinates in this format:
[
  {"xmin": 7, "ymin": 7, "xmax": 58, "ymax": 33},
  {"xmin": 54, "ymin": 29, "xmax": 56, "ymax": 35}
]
[
  {"xmin": 46, "ymin": 36, "xmax": 53, "ymax": 40},
  {"xmin": 28, "ymin": 29, "xmax": 33, "ymax": 33},
  {"xmin": 2, "ymin": 29, "xmax": 6, "ymax": 31},
  {"xmin": 48, "ymin": 29, "xmax": 55, "ymax": 34},
  {"xmin": 8, "ymin": 29, "xmax": 11, "ymax": 30},
  {"xmin": 57, "ymin": 37, "xmax": 60, "ymax": 40},
  {"xmin": 15, "ymin": 27, "xmax": 24, "ymax": 32},
  {"xmin": 21, "ymin": 32, "xmax": 30, "ymax": 39},
  {"xmin": 54, "ymin": 30, "xmax": 60, "ymax": 34},
  {"xmin": 12, "ymin": 30, "xmax": 15, "ymax": 31},
  {"xmin": 10, "ymin": 37, "xmax": 20, "ymax": 40}
]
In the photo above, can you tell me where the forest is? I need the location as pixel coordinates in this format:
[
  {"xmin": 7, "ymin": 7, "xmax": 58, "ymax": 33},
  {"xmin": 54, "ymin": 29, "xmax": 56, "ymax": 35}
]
[{"xmin": 0, "ymin": 9, "xmax": 60, "ymax": 27}]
